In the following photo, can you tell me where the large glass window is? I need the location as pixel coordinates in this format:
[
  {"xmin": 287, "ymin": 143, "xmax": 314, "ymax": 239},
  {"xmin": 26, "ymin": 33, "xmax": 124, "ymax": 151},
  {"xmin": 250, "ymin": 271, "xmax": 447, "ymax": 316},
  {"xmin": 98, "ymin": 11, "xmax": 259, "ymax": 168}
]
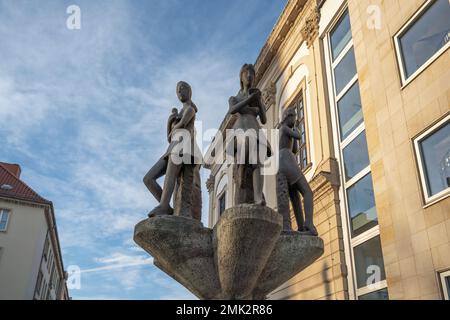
[
  {"xmin": 334, "ymin": 48, "xmax": 357, "ymax": 95},
  {"xmin": 328, "ymin": 9, "xmax": 386, "ymax": 299},
  {"xmin": 342, "ymin": 131, "xmax": 370, "ymax": 181},
  {"xmin": 396, "ymin": 0, "xmax": 450, "ymax": 82},
  {"xmin": 358, "ymin": 288, "xmax": 389, "ymax": 300},
  {"xmin": 419, "ymin": 122, "xmax": 450, "ymax": 196},
  {"xmin": 354, "ymin": 236, "xmax": 386, "ymax": 289},
  {"xmin": 0, "ymin": 209, "xmax": 10, "ymax": 232},
  {"xmin": 347, "ymin": 174, "xmax": 378, "ymax": 237},
  {"xmin": 337, "ymin": 81, "xmax": 363, "ymax": 140},
  {"xmin": 330, "ymin": 11, "xmax": 352, "ymax": 61},
  {"xmin": 439, "ymin": 270, "xmax": 450, "ymax": 300},
  {"xmin": 414, "ymin": 116, "xmax": 450, "ymax": 203}
]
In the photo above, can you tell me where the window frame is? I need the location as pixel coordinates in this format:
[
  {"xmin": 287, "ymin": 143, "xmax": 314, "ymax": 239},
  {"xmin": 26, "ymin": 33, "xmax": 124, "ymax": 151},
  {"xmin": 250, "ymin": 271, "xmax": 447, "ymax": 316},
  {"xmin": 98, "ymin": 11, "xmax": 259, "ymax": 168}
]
[
  {"xmin": 217, "ymin": 190, "xmax": 226, "ymax": 217},
  {"xmin": 324, "ymin": 6, "xmax": 386, "ymax": 300},
  {"xmin": 413, "ymin": 113, "xmax": 450, "ymax": 206},
  {"xmin": 439, "ymin": 269, "xmax": 450, "ymax": 300},
  {"xmin": 35, "ymin": 270, "xmax": 44, "ymax": 296},
  {"xmin": 281, "ymin": 78, "xmax": 311, "ymax": 172},
  {"xmin": 393, "ymin": 0, "xmax": 450, "ymax": 87},
  {"xmin": 0, "ymin": 209, "xmax": 11, "ymax": 232}
]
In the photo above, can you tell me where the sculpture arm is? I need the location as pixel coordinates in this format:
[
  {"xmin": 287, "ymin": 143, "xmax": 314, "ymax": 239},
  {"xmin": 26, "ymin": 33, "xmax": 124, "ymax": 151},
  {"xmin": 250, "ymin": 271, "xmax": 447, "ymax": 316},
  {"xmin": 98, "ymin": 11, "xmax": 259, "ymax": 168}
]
[
  {"xmin": 258, "ymin": 97, "xmax": 267, "ymax": 125},
  {"xmin": 228, "ymin": 95, "xmax": 254, "ymax": 114},
  {"xmin": 167, "ymin": 109, "xmax": 179, "ymax": 143},
  {"xmin": 286, "ymin": 127, "xmax": 302, "ymax": 140},
  {"xmin": 171, "ymin": 106, "xmax": 195, "ymax": 131}
]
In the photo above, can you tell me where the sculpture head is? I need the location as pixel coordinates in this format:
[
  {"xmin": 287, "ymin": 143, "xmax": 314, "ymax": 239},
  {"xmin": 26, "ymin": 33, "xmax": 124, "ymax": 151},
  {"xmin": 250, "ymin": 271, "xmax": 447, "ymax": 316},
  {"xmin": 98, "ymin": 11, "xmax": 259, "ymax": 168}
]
[
  {"xmin": 281, "ymin": 107, "xmax": 296, "ymax": 128},
  {"xmin": 239, "ymin": 64, "xmax": 256, "ymax": 91},
  {"xmin": 176, "ymin": 81, "xmax": 192, "ymax": 103}
]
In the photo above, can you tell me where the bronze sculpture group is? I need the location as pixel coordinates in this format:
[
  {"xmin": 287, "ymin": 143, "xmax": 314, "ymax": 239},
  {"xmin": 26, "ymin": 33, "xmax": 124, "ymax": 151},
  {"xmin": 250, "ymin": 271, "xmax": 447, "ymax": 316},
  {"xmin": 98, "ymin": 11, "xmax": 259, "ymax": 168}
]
[{"xmin": 143, "ymin": 64, "xmax": 317, "ymax": 236}]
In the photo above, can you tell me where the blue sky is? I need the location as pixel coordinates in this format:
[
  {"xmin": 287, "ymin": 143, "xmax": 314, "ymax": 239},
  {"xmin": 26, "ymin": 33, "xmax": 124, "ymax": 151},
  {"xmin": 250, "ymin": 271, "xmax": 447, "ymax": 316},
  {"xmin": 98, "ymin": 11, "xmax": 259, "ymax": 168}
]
[{"xmin": 0, "ymin": 0, "xmax": 286, "ymax": 299}]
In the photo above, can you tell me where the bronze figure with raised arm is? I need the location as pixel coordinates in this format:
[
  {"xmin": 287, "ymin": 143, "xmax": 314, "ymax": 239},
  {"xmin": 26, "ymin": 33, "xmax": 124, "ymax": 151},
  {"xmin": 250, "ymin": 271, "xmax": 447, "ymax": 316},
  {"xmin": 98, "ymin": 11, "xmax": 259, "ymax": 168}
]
[{"xmin": 278, "ymin": 107, "xmax": 317, "ymax": 236}]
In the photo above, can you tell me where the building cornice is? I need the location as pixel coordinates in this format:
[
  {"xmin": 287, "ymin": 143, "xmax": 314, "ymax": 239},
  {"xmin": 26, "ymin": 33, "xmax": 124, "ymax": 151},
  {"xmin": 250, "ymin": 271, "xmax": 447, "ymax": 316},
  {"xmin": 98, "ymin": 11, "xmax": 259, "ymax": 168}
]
[
  {"xmin": 254, "ymin": 0, "xmax": 308, "ymax": 85},
  {"xmin": 255, "ymin": 0, "xmax": 324, "ymax": 90}
]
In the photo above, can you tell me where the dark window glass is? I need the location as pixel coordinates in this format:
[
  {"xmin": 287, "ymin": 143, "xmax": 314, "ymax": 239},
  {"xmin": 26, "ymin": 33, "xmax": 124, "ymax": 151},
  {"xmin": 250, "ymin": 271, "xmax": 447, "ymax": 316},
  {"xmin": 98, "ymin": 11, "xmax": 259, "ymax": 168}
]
[
  {"xmin": 337, "ymin": 81, "xmax": 363, "ymax": 140},
  {"xmin": 0, "ymin": 209, "xmax": 9, "ymax": 231},
  {"xmin": 218, "ymin": 192, "xmax": 226, "ymax": 216},
  {"xmin": 36, "ymin": 270, "xmax": 43, "ymax": 295},
  {"xmin": 347, "ymin": 173, "xmax": 378, "ymax": 237},
  {"xmin": 330, "ymin": 11, "xmax": 352, "ymax": 60},
  {"xmin": 358, "ymin": 288, "xmax": 389, "ymax": 300},
  {"xmin": 445, "ymin": 276, "xmax": 450, "ymax": 299},
  {"xmin": 334, "ymin": 47, "xmax": 357, "ymax": 95},
  {"xmin": 419, "ymin": 121, "xmax": 450, "ymax": 197},
  {"xmin": 343, "ymin": 131, "xmax": 370, "ymax": 181},
  {"xmin": 354, "ymin": 236, "xmax": 386, "ymax": 289},
  {"xmin": 399, "ymin": 0, "xmax": 450, "ymax": 78},
  {"xmin": 292, "ymin": 93, "xmax": 308, "ymax": 170}
]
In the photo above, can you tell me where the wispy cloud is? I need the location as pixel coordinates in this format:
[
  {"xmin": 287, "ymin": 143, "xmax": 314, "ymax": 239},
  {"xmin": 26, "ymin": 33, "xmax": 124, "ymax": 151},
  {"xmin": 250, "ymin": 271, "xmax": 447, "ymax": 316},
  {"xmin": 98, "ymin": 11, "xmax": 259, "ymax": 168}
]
[{"xmin": 0, "ymin": 0, "xmax": 287, "ymax": 299}]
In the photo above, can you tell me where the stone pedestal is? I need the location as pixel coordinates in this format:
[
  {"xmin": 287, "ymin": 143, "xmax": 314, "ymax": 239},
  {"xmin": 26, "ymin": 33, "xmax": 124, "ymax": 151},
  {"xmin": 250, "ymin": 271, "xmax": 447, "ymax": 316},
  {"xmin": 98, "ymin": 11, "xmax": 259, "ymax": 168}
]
[
  {"xmin": 213, "ymin": 205, "xmax": 282, "ymax": 299},
  {"xmin": 134, "ymin": 204, "xmax": 324, "ymax": 300}
]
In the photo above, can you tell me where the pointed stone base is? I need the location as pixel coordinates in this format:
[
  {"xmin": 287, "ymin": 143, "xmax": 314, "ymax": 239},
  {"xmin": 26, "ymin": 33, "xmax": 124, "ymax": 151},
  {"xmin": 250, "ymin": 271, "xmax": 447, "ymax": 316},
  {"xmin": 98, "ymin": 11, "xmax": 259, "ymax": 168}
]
[
  {"xmin": 134, "ymin": 205, "xmax": 323, "ymax": 300},
  {"xmin": 134, "ymin": 216, "xmax": 221, "ymax": 299},
  {"xmin": 252, "ymin": 231, "xmax": 324, "ymax": 299},
  {"xmin": 213, "ymin": 205, "xmax": 283, "ymax": 299}
]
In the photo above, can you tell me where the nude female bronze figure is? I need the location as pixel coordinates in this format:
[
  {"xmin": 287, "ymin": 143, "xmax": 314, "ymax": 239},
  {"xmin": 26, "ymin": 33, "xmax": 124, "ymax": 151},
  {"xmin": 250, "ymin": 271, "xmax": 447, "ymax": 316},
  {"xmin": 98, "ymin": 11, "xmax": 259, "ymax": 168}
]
[{"xmin": 227, "ymin": 64, "xmax": 270, "ymax": 206}]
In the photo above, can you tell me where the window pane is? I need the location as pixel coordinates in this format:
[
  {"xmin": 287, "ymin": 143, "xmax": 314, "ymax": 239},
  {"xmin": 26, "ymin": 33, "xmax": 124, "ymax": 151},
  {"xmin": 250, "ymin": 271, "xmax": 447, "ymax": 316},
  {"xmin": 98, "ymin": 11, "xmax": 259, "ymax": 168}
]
[
  {"xmin": 347, "ymin": 173, "xmax": 378, "ymax": 237},
  {"xmin": 419, "ymin": 121, "xmax": 450, "ymax": 197},
  {"xmin": 0, "ymin": 211, "xmax": 9, "ymax": 231},
  {"xmin": 219, "ymin": 193, "xmax": 226, "ymax": 216},
  {"xmin": 337, "ymin": 81, "xmax": 363, "ymax": 140},
  {"xmin": 399, "ymin": 0, "xmax": 450, "ymax": 78},
  {"xmin": 331, "ymin": 11, "xmax": 352, "ymax": 60},
  {"xmin": 354, "ymin": 236, "xmax": 386, "ymax": 289},
  {"xmin": 358, "ymin": 288, "xmax": 389, "ymax": 300},
  {"xmin": 343, "ymin": 131, "xmax": 370, "ymax": 181},
  {"xmin": 445, "ymin": 276, "xmax": 450, "ymax": 300},
  {"xmin": 334, "ymin": 47, "xmax": 357, "ymax": 95}
]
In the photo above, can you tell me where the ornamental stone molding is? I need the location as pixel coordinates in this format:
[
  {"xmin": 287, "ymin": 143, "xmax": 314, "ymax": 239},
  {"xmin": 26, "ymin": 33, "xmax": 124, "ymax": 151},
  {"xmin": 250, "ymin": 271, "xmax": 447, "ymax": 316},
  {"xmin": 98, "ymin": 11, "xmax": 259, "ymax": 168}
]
[
  {"xmin": 262, "ymin": 81, "xmax": 277, "ymax": 109},
  {"xmin": 300, "ymin": 7, "xmax": 321, "ymax": 48}
]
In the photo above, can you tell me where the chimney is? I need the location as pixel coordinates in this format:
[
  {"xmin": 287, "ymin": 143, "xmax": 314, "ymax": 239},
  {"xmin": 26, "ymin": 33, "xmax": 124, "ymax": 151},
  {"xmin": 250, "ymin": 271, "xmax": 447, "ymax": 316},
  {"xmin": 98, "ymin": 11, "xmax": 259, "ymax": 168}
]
[{"xmin": 0, "ymin": 162, "xmax": 22, "ymax": 178}]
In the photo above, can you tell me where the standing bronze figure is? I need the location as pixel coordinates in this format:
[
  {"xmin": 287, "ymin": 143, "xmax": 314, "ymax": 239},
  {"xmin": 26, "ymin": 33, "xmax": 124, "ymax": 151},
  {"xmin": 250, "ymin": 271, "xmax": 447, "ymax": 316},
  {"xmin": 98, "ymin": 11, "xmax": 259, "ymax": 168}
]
[
  {"xmin": 143, "ymin": 81, "xmax": 201, "ymax": 218},
  {"xmin": 227, "ymin": 64, "xmax": 270, "ymax": 206},
  {"xmin": 277, "ymin": 108, "xmax": 317, "ymax": 236}
]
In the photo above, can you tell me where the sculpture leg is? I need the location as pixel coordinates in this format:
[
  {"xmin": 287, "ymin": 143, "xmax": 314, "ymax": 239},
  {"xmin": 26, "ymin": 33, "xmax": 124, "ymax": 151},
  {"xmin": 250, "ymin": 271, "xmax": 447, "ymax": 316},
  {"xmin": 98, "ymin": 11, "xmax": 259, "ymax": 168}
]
[
  {"xmin": 158, "ymin": 160, "xmax": 182, "ymax": 214},
  {"xmin": 252, "ymin": 166, "xmax": 266, "ymax": 206},
  {"xmin": 143, "ymin": 158, "xmax": 167, "ymax": 202},
  {"xmin": 293, "ymin": 176, "xmax": 317, "ymax": 236},
  {"xmin": 288, "ymin": 186, "xmax": 304, "ymax": 231}
]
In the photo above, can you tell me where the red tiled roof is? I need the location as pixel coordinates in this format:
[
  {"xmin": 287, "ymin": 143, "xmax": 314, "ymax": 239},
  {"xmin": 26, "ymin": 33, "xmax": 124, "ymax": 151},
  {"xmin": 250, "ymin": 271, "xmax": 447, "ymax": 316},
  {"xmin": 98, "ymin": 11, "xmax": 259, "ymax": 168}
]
[{"xmin": 0, "ymin": 163, "xmax": 51, "ymax": 205}]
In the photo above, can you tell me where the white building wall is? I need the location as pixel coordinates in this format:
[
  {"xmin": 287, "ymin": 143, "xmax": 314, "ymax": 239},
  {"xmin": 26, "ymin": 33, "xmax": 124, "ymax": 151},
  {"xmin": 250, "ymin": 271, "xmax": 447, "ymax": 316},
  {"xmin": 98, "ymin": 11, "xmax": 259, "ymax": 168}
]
[{"xmin": 0, "ymin": 199, "xmax": 47, "ymax": 299}]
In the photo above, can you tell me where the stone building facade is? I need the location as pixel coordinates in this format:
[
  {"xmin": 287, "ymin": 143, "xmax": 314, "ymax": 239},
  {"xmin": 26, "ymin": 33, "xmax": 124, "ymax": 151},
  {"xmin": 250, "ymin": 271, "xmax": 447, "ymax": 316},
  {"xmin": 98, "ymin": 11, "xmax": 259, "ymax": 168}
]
[{"xmin": 205, "ymin": 0, "xmax": 449, "ymax": 300}]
